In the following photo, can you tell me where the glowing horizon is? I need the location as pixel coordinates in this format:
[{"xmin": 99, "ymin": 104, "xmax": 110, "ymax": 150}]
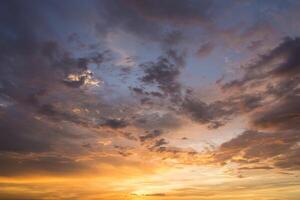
[{"xmin": 0, "ymin": 0, "xmax": 300, "ymax": 199}]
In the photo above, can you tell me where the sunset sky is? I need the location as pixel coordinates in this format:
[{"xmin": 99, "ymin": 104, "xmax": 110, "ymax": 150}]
[{"xmin": 0, "ymin": 0, "xmax": 300, "ymax": 199}]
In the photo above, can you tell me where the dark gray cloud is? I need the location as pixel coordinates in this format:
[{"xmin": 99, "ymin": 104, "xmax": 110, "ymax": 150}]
[
  {"xmin": 114, "ymin": 145, "xmax": 134, "ymax": 157},
  {"xmin": 259, "ymin": 37, "xmax": 300, "ymax": 76},
  {"xmin": 140, "ymin": 57, "xmax": 182, "ymax": 96},
  {"xmin": 223, "ymin": 37, "xmax": 300, "ymax": 90},
  {"xmin": 100, "ymin": 118, "xmax": 128, "ymax": 129},
  {"xmin": 251, "ymin": 95, "xmax": 300, "ymax": 130},
  {"xmin": 130, "ymin": 87, "xmax": 145, "ymax": 95},
  {"xmin": 134, "ymin": 112, "xmax": 183, "ymax": 131},
  {"xmin": 150, "ymin": 138, "xmax": 169, "ymax": 150},
  {"xmin": 130, "ymin": 87, "xmax": 164, "ymax": 98},
  {"xmin": 139, "ymin": 129, "xmax": 163, "ymax": 142},
  {"xmin": 181, "ymin": 96, "xmax": 234, "ymax": 129},
  {"xmin": 154, "ymin": 146, "xmax": 198, "ymax": 159}
]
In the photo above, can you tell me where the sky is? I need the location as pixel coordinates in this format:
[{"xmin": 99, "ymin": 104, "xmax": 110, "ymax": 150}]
[{"xmin": 0, "ymin": 0, "xmax": 300, "ymax": 199}]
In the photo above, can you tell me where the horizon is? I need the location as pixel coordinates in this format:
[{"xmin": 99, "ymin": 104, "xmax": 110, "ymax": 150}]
[{"xmin": 0, "ymin": 0, "xmax": 300, "ymax": 199}]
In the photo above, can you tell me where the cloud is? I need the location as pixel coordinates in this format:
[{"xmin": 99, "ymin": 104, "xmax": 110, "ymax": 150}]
[
  {"xmin": 140, "ymin": 56, "xmax": 183, "ymax": 97},
  {"xmin": 0, "ymin": 0, "xmax": 299, "ymax": 185},
  {"xmin": 212, "ymin": 130, "xmax": 300, "ymax": 170},
  {"xmin": 145, "ymin": 193, "xmax": 166, "ymax": 196},
  {"xmin": 0, "ymin": 153, "xmax": 90, "ymax": 177},
  {"xmin": 0, "ymin": 0, "xmax": 113, "ymax": 152},
  {"xmin": 139, "ymin": 129, "xmax": 163, "ymax": 142},
  {"xmin": 181, "ymin": 96, "xmax": 233, "ymax": 129},
  {"xmin": 223, "ymin": 37, "xmax": 300, "ymax": 90},
  {"xmin": 37, "ymin": 104, "xmax": 90, "ymax": 127},
  {"xmin": 127, "ymin": 0, "xmax": 213, "ymax": 26},
  {"xmin": 95, "ymin": 0, "xmax": 162, "ymax": 41},
  {"xmin": 205, "ymin": 36, "xmax": 300, "ymax": 172},
  {"xmin": 130, "ymin": 87, "xmax": 144, "ymax": 95},
  {"xmin": 129, "ymin": 87, "xmax": 164, "ymax": 98},
  {"xmin": 100, "ymin": 118, "xmax": 128, "ymax": 129},
  {"xmin": 63, "ymin": 70, "xmax": 101, "ymax": 88},
  {"xmin": 0, "ymin": 110, "xmax": 52, "ymax": 153},
  {"xmin": 0, "ymin": 105, "xmax": 90, "ymax": 154},
  {"xmin": 219, "ymin": 39, "xmax": 300, "ymax": 133},
  {"xmin": 196, "ymin": 42, "xmax": 214, "ymax": 58},
  {"xmin": 251, "ymin": 95, "xmax": 300, "ymax": 131},
  {"xmin": 247, "ymin": 40, "xmax": 263, "ymax": 51},
  {"xmin": 163, "ymin": 30, "xmax": 184, "ymax": 47},
  {"xmin": 274, "ymin": 149, "xmax": 300, "ymax": 170},
  {"xmin": 134, "ymin": 112, "xmax": 183, "ymax": 131},
  {"xmin": 149, "ymin": 138, "xmax": 169, "ymax": 151},
  {"xmin": 238, "ymin": 166, "xmax": 274, "ymax": 170}
]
